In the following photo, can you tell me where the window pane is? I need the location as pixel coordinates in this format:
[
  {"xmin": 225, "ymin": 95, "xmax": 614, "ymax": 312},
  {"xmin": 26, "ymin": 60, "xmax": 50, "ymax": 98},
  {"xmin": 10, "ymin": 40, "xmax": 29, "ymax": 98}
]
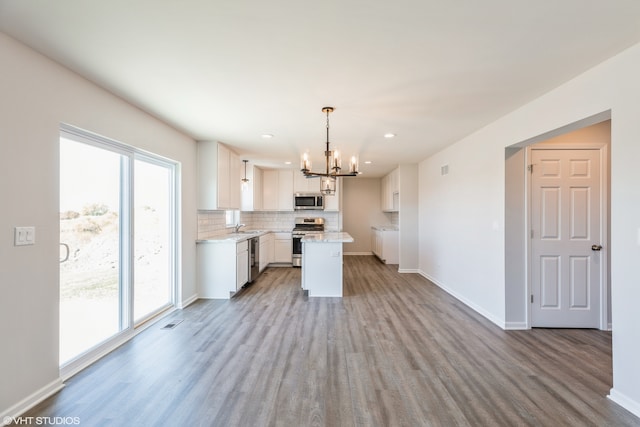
[
  {"xmin": 59, "ymin": 138, "xmax": 123, "ymax": 364},
  {"xmin": 133, "ymin": 159, "xmax": 173, "ymax": 321}
]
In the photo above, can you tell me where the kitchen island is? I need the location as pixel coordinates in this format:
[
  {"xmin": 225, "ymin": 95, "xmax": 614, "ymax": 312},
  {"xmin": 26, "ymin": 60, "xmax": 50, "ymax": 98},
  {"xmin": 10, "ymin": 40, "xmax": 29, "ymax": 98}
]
[{"xmin": 301, "ymin": 232, "xmax": 354, "ymax": 297}]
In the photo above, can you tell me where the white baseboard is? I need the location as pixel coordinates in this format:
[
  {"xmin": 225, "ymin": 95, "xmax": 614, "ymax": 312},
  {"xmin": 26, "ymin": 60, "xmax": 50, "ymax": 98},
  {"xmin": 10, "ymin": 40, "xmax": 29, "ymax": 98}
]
[
  {"xmin": 180, "ymin": 293, "xmax": 198, "ymax": 309},
  {"xmin": 1, "ymin": 378, "xmax": 64, "ymax": 425},
  {"xmin": 419, "ymin": 270, "xmax": 505, "ymax": 329},
  {"xmin": 505, "ymin": 322, "xmax": 528, "ymax": 330},
  {"xmin": 608, "ymin": 388, "xmax": 640, "ymax": 418},
  {"xmin": 344, "ymin": 252, "xmax": 373, "ymax": 256},
  {"xmin": 398, "ymin": 268, "xmax": 419, "ymax": 273}
]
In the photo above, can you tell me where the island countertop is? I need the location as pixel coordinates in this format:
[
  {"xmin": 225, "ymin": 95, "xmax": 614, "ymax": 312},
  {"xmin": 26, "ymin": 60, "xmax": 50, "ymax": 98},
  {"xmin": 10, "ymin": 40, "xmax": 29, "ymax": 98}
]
[{"xmin": 301, "ymin": 232, "xmax": 354, "ymax": 243}]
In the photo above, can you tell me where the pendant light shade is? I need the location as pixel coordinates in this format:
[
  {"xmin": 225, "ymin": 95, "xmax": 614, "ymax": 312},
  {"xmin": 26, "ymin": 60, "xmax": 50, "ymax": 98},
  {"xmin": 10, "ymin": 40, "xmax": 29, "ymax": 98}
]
[{"xmin": 320, "ymin": 176, "xmax": 336, "ymax": 195}]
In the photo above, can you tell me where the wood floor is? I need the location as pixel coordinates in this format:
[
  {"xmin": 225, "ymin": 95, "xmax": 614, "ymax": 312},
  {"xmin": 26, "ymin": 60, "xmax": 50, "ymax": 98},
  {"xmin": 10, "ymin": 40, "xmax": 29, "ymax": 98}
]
[{"xmin": 24, "ymin": 256, "xmax": 639, "ymax": 426}]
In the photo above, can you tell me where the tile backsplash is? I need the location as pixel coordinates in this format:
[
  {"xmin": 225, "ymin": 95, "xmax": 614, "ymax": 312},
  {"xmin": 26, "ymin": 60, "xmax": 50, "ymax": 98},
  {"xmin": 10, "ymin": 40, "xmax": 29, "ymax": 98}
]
[
  {"xmin": 197, "ymin": 210, "xmax": 341, "ymax": 240},
  {"xmin": 388, "ymin": 212, "xmax": 399, "ymax": 225}
]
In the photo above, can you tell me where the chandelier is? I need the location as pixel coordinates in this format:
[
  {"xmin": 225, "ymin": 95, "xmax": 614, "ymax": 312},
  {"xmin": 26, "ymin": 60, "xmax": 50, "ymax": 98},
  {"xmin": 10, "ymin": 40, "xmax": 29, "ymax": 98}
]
[{"xmin": 300, "ymin": 107, "xmax": 358, "ymax": 195}]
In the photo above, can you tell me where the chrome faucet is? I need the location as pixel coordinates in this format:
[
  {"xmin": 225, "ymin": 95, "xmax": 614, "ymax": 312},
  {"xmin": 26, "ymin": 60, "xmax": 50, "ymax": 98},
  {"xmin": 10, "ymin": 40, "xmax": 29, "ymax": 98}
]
[{"xmin": 234, "ymin": 223, "xmax": 245, "ymax": 233}]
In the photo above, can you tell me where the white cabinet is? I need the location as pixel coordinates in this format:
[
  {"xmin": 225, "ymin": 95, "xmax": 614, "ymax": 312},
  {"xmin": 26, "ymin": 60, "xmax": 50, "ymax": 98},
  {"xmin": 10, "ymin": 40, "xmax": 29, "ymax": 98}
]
[
  {"xmin": 381, "ymin": 168, "xmax": 399, "ymax": 212},
  {"xmin": 241, "ymin": 164, "xmax": 263, "ymax": 211},
  {"xmin": 371, "ymin": 227, "xmax": 398, "ymax": 264},
  {"xmin": 273, "ymin": 232, "xmax": 292, "ymax": 263},
  {"xmin": 259, "ymin": 233, "xmax": 274, "ymax": 272},
  {"xmin": 197, "ymin": 141, "xmax": 242, "ymax": 210},
  {"xmin": 236, "ymin": 240, "xmax": 249, "ymax": 290},
  {"xmin": 197, "ymin": 240, "xmax": 249, "ymax": 299},
  {"xmin": 323, "ymin": 179, "xmax": 341, "ymax": 211},
  {"xmin": 229, "ymin": 151, "xmax": 241, "ymax": 209},
  {"xmin": 263, "ymin": 169, "xmax": 294, "ymax": 211},
  {"xmin": 294, "ymin": 173, "xmax": 320, "ymax": 193},
  {"xmin": 302, "ymin": 241, "xmax": 344, "ymax": 297}
]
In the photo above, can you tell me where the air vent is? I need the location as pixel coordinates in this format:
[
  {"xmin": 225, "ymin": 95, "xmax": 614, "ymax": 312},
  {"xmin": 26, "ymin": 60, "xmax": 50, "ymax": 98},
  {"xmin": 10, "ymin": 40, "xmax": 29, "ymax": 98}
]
[
  {"xmin": 441, "ymin": 164, "xmax": 449, "ymax": 176},
  {"xmin": 161, "ymin": 319, "xmax": 183, "ymax": 329}
]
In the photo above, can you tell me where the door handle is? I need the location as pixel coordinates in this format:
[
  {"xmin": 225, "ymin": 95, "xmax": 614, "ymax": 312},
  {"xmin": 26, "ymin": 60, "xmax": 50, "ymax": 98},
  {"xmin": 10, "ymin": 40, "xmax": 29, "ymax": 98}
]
[
  {"xmin": 591, "ymin": 244, "xmax": 603, "ymax": 251},
  {"xmin": 60, "ymin": 243, "xmax": 70, "ymax": 263}
]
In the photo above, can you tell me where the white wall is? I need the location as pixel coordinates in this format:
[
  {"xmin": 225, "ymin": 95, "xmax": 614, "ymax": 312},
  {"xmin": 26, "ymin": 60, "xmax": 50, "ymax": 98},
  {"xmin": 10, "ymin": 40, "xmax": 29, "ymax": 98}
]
[
  {"xmin": 398, "ymin": 164, "xmax": 419, "ymax": 271},
  {"xmin": 342, "ymin": 178, "xmax": 388, "ymax": 254},
  {"xmin": 418, "ymin": 41, "xmax": 640, "ymax": 416},
  {"xmin": 0, "ymin": 34, "xmax": 198, "ymax": 416}
]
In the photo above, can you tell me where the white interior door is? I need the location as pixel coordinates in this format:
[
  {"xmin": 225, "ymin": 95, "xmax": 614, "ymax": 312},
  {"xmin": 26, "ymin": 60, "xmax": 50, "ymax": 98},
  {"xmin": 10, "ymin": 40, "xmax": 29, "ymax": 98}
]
[{"xmin": 530, "ymin": 148, "xmax": 603, "ymax": 328}]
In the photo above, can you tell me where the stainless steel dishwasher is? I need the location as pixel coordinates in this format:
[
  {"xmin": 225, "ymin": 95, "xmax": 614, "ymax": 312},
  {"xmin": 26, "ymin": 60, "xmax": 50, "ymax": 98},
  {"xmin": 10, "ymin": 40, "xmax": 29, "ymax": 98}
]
[{"xmin": 248, "ymin": 236, "xmax": 260, "ymax": 283}]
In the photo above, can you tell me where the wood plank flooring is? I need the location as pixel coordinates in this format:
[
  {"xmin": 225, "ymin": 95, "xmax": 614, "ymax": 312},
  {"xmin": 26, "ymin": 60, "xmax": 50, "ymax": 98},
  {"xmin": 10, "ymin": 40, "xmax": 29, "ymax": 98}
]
[{"xmin": 22, "ymin": 256, "xmax": 640, "ymax": 426}]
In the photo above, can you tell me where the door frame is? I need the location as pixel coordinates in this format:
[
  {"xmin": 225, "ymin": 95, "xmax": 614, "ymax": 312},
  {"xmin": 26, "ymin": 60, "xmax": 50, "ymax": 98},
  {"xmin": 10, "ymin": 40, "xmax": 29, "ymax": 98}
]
[
  {"xmin": 525, "ymin": 140, "xmax": 609, "ymax": 330},
  {"xmin": 59, "ymin": 123, "xmax": 180, "ymax": 379}
]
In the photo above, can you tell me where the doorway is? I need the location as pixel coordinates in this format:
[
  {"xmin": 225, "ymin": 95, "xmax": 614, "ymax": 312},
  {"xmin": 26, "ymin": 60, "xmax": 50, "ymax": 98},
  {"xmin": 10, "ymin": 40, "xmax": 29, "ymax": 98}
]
[
  {"xmin": 529, "ymin": 147, "xmax": 605, "ymax": 327},
  {"xmin": 59, "ymin": 125, "xmax": 178, "ymax": 371},
  {"xmin": 504, "ymin": 115, "xmax": 611, "ymax": 330}
]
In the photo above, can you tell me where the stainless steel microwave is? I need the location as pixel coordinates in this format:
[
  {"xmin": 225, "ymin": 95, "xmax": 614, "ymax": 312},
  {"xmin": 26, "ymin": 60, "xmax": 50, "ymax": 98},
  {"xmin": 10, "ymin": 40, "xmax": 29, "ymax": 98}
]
[{"xmin": 294, "ymin": 193, "xmax": 324, "ymax": 210}]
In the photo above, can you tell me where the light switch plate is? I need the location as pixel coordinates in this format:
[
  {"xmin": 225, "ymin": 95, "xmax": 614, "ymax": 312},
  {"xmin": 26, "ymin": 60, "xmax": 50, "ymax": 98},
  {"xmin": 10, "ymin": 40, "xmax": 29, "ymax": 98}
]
[{"xmin": 14, "ymin": 226, "xmax": 35, "ymax": 246}]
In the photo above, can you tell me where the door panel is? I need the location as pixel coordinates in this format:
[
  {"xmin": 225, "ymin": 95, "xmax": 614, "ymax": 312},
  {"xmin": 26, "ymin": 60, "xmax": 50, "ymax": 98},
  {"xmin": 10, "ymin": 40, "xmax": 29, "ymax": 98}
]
[
  {"xmin": 531, "ymin": 149, "xmax": 601, "ymax": 327},
  {"xmin": 59, "ymin": 137, "xmax": 124, "ymax": 364},
  {"xmin": 570, "ymin": 256, "xmax": 589, "ymax": 308},
  {"xmin": 540, "ymin": 256, "xmax": 560, "ymax": 308},
  {"xmin": 541, "ymin": 187, "xmax": 560, "ymax": 239},
  {"xmin": 570, "ymin": 188, "xmax": 590, "ymax": 238}
]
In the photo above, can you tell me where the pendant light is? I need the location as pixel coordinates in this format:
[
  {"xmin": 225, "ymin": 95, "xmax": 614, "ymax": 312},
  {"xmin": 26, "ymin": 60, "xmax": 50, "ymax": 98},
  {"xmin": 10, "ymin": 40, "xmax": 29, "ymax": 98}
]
[
  {"xmin": 300, "ymin": 107, "xmax": 358, "ymax": 195},
  {"xmin": 241, "ymin": 159, "xmax": 249, "ymax": 191}
]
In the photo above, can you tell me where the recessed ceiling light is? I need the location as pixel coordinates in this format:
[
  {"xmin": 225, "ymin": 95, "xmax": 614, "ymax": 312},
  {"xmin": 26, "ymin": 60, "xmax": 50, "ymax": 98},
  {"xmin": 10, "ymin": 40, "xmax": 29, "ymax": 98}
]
[
  {"xmin": 364, "ymin": 161, "xmax": 372, "ymax": 164},
  {"xmin": 384, "ymin": 133, "xmax": 396, "ymax": 138},
  {"xmin": 261, "ymin": 134, "xmax": 274, "ymax": 139},
  {"xmin": 284, "ymin": 161, "xmax": 292, "ymax": 165}
]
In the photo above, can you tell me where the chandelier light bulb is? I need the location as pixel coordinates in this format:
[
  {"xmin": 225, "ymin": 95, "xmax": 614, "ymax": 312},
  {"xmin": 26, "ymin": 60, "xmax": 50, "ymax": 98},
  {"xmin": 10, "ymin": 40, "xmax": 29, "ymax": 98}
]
[{"xmin": 349, "ymin": 155, "xmax": 358, "ymax": 174}]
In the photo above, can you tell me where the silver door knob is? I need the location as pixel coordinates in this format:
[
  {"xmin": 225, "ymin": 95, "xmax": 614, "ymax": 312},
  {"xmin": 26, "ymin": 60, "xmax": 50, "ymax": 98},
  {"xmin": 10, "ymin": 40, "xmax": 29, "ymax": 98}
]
[{"xmin": 591, "ymin": 244, "xmax": 603, "ymax": 251}]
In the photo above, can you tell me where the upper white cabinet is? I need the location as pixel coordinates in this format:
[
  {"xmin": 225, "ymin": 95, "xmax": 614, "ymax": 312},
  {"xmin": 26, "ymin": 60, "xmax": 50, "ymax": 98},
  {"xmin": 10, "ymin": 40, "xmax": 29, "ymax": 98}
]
[
  {"xmin": 197, "ymin": 141, "xmax": 242, "ymax": 210},
  {"xmin": 263, "ymin": 169, "xmax": 294, "ymax": 211},
  {"xmin": 294, "ymin": 173, "xmax": 320, "ymax": 193},
  {"xmin": 381, "ymin": 168, "xmax": 399, "ymax": 212},
  {"xmin": 323, "ymin": 179, "xmax": 341, "ymax": 212}
]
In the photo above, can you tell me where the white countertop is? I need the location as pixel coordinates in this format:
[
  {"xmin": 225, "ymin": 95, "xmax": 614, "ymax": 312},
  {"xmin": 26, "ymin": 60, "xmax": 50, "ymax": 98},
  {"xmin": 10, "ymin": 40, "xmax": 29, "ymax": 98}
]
[
  {"xmin": 197, "ymin": 230, "xmax": 284, "ymax": 243},
  {"xmin": 301, "ymin": 232, "xmax": 354, "ymax": 243},
  {"xmin": 372, "ymin": 225, "xmax": 399, "ymax": 231}
]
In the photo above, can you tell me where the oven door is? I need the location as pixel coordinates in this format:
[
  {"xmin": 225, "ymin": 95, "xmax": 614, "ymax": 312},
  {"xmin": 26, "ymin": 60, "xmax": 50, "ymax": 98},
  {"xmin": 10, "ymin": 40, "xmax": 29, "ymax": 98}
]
[{"xmin": 292, "ymin": 234, "xmax": 303, "ymax": 267}]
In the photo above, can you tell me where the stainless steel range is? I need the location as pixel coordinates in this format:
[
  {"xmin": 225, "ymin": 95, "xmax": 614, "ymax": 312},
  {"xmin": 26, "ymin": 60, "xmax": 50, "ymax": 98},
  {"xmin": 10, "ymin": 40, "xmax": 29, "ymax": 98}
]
[{"xmin": 292, "ymin": 217, "xmax": 325, "ymax": 267}]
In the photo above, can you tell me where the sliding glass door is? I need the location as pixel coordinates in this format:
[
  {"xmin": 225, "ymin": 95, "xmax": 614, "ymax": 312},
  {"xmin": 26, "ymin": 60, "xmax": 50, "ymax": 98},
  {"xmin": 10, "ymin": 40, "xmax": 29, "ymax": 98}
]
[
  {"xmin": 133, "ymin": 158, "xmax": 174, "ymax": 322},
  {"xmin": 59, "ymin": 127, "xmax": 177, "ymax": 368},
  {"xmin": 59, "ymin": 138, "xmax": 125, "ymax": 364}
]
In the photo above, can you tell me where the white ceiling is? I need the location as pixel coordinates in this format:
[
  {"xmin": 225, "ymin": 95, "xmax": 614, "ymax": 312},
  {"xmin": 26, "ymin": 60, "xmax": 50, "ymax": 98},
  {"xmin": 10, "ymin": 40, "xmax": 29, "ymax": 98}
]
[{"xmin": 2, "ymin": 1, "xmax": 640, "ymax": 176}]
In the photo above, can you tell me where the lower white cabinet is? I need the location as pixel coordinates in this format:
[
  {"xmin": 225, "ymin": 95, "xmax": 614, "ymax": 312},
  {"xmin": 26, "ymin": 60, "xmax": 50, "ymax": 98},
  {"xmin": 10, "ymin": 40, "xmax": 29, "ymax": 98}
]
[
  {"xmin": 273, "ymin": 232, "xmax": 292, "ymax": 263},
  {"xmin": 371, "ymin": 227, "xmax": 398, "ymax": 264},
  {"xmin": 236, "ymin": 241, "xmax": 249, "ymax": 290},
  {"xmin": 259, "ymin": 233, "xmax": 274, "ymax": 271},
  {"xmin": 197, "ymin": 240, "xmax": 249, "ymax": 299}
]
